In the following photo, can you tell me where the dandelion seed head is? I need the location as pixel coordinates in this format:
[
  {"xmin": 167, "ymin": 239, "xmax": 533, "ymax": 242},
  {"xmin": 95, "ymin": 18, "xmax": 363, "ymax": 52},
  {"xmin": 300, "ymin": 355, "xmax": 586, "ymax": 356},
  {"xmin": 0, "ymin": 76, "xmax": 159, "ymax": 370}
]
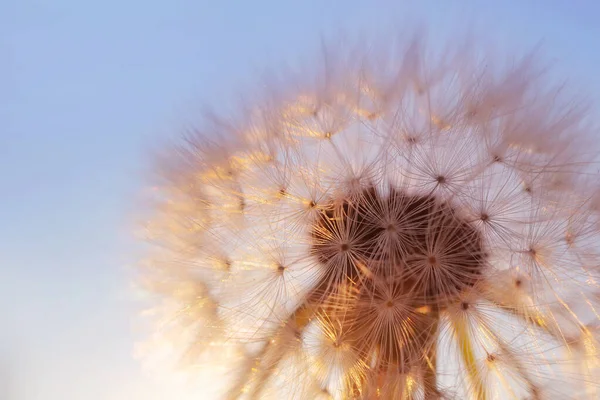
[{"xmin": 140, "ymin": 33, "xmax": 600, "ymax": 399}]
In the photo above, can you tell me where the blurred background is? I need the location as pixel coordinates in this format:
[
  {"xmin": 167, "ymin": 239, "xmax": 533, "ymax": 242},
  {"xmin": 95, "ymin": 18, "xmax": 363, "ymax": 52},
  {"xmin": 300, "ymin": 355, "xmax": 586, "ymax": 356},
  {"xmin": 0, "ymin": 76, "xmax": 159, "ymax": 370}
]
[{"xmin": 2, "ymin": 1, "xmax": 600, "ymax": 399}]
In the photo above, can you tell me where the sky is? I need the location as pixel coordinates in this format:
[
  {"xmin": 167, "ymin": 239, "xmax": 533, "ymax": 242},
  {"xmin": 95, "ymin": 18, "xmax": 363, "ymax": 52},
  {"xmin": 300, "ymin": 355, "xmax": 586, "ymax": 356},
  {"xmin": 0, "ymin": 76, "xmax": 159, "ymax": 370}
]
[{"xmin": 2, "ymin": 1, "xmax": 600, "ymax": 399}]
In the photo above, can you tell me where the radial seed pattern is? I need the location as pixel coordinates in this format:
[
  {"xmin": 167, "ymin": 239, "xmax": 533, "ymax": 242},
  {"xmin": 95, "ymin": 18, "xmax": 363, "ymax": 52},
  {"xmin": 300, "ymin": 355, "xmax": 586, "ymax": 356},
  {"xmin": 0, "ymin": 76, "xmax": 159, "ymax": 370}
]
[{"xmin": 141, "ymin": 38, "xmax": 600, "ymax": 399}]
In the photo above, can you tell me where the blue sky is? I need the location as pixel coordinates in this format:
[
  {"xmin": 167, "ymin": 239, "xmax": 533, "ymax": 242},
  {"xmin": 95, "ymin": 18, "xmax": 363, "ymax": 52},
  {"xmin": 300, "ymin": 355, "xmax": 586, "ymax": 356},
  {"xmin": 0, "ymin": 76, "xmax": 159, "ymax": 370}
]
[{"xmin": 2, "ymin": 1, "xmax": 600, "ymax": 399}]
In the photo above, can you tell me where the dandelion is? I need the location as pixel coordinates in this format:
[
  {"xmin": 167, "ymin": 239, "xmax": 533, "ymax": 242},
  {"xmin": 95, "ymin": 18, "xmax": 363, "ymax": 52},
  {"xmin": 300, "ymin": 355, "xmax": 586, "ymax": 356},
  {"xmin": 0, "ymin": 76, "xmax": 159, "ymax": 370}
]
[{"xmin": 140, "ymin": 34, "xmax": 600, "ymax": 399}]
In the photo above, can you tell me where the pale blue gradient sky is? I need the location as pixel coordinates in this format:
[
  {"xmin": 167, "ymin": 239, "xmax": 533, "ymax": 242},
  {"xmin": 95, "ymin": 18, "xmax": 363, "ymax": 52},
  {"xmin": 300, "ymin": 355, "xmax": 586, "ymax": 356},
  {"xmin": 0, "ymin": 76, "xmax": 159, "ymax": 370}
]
[{"xmin": 2, "ymin": 1, "xmax": 600, "ymax": 399}]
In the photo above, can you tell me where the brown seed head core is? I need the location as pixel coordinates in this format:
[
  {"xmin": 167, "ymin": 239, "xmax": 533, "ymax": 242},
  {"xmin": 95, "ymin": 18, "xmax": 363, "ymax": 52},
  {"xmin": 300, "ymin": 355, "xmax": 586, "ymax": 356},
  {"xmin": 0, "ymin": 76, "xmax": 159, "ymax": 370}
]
[{"xmin": 310, "ymin": 186, "xmax": 487, "ymax": 306}]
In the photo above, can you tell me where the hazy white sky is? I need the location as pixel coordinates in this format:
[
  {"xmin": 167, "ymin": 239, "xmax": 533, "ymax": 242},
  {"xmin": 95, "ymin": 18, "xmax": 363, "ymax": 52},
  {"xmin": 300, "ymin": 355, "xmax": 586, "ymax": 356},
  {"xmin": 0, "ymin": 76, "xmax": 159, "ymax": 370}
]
[{"xmin": 3, "ymin": 1, "xmax": 600, "ymax": 399}]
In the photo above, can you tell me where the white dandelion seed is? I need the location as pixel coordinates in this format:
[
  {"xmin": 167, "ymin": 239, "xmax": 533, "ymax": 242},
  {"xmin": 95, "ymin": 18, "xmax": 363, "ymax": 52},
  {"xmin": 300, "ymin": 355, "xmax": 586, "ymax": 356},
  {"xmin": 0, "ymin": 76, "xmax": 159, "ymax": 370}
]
[{"xmin": 139, "ymin": 34, "xmax": 600, "ymax": 399}]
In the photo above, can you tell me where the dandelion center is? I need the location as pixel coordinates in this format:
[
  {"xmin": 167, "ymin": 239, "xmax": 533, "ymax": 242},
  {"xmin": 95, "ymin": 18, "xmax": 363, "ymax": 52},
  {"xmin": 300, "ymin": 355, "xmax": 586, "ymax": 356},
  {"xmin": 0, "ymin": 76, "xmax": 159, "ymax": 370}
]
[{"xmin": 310, "ymin": 186, "xmax": 487, "ymax": 306}]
